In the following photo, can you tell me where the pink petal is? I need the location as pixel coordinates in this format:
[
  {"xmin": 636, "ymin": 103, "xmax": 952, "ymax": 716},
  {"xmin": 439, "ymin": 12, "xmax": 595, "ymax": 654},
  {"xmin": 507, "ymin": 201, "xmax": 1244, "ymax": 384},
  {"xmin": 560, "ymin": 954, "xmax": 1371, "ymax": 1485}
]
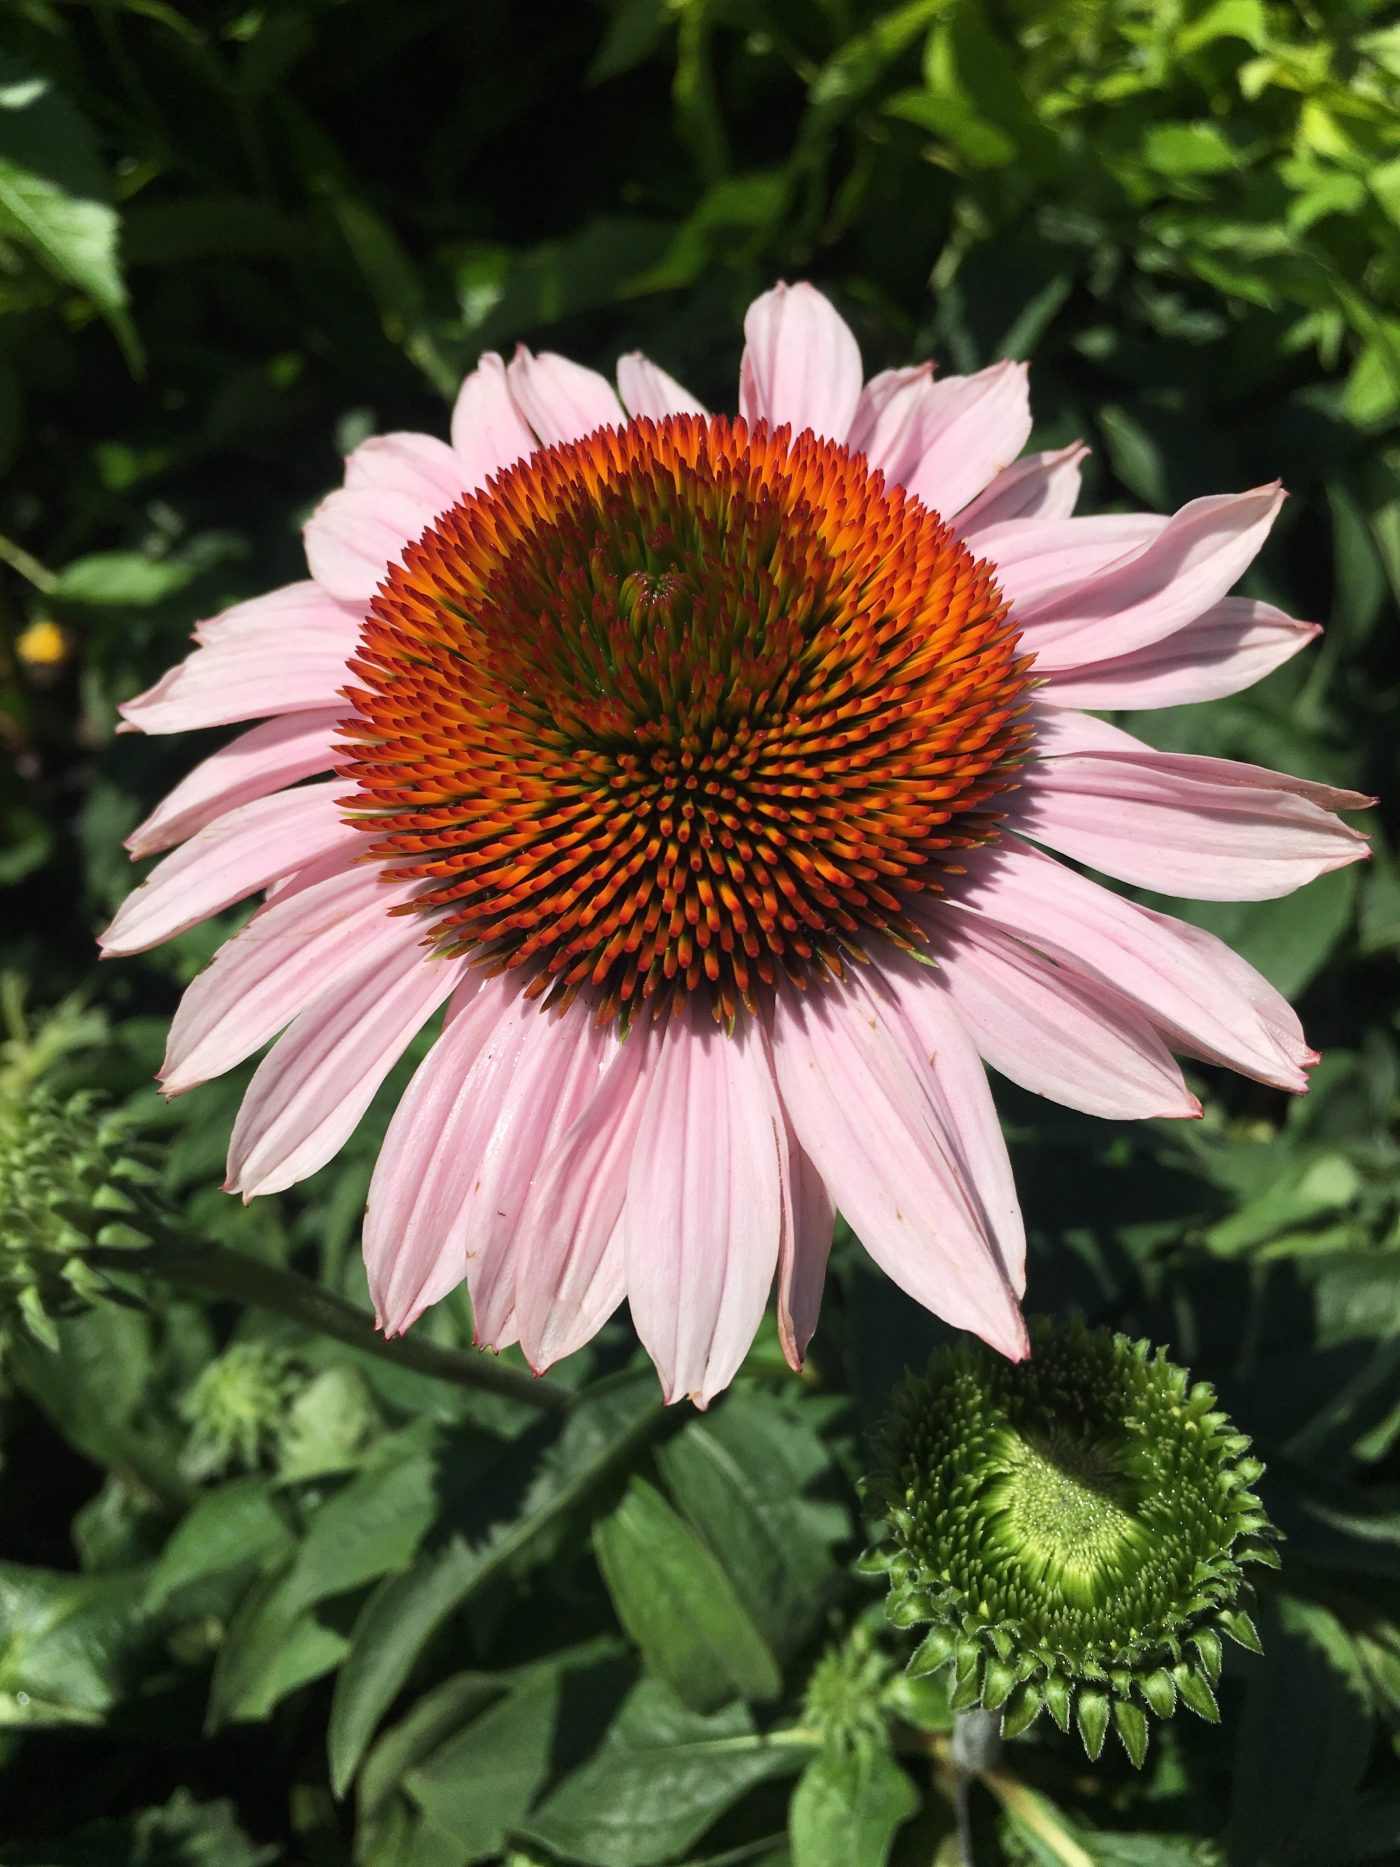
[
  {"xmin": 929, "ymin": 912, "xmax": 1198, "ymax": 1119},
  {"xmin": 343, "ymin": 431, "xmax": 469, "ymax": 508},
  {"xmin": 1038, "ymin": 597, "xmax": 1320, "ymax": 709},
  {"xmin": 192, "ymin": 581, "xmax": 363, "ymax": 650},
  {"xmin": 1018, "ymin": 485, "xmax": 1286, "ymax": 665},
  {"xmin": 846, "ymin": 365, "xmax": 935, "ymax": 481},
  {"xmin": 127, "ymin": 711, "xmax": 341, "ymax": 858},
  {"xmin": 364, "ymin": 974, "xmax": 524, "ymax": 1336},
  {"xmin": 303, "ymin": 487, "xmax": 437, "ymax": 604},
  {"xmin": 160, "ymin": 858, "xmax": 412, "ymax": 1095},
  {"xmin": 513, "ymin": 1031, "xmax": 655, "ymax": 1372},
  {"xmin": 616, "ymin": 352, "xmax": 707, "ymax": 420},
  {"xmin": 99, "ymin": 783, "xmax": 351, "ymax": 957},
  {"xmin": 1018, "ymin": 711, "xmax": 1370, "ymax": 899},
  {"xmin": 774, "ymin": 1120, "xmax": 835, "ymax": 1373},
  {"xmin": 952, "ymin": 840, "xmax": 1312, "ymax": 1090},
  {"xmin": 738, "ymin": 282, "xmax": 863, "ymax": 443},
  {"xmin": 903, "ymin": 361, "xmax": 1032, "ymax": 518},
  {"xmin": 958, "ymin": 443, "xmax": 1088, "ymax": 532},
  {"xmin": 120, "ymin": 588, "xmax": 357, "ymax": 735},
  {"xmin": 622, "ymin": 1015, "xmax": 784, "ymax": 1407},
  {"xmin": 876, "ymin": 955, "xmax": 1026, "ymax": 1297},
  {"xmin": 449, "ymin": 352, "xmax": 538, "ymax": 488},
  {"xmin": 506, "ymin": 347, "xmax": 623, "ymax": 446},
  {"xmin": 457, "ymin": 1004, "xmax": 618, "ymax": 1350},
  {"xmin": 770, "ymin": 970, "xmax": 1027, "ymax": 1359},
  {"xmin": 225, "ymin": 940, "xmax": 464, "ymax": 1200},
  {"xmin": 970, "ymin": 513, "xmax": 1166, "ymax": 614}
]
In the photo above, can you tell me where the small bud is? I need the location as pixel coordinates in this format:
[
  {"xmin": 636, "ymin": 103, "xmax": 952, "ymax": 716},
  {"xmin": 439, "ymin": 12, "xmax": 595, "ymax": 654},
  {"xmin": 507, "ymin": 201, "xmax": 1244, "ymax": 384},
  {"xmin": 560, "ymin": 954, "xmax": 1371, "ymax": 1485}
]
[
  {"xmin": 861, "ymin": 1318, "xmax": 1280, "ymax": 1767},
  {"xmin": 0, "ymin": 1085, "xmax": 156, "ymax": 1359}
]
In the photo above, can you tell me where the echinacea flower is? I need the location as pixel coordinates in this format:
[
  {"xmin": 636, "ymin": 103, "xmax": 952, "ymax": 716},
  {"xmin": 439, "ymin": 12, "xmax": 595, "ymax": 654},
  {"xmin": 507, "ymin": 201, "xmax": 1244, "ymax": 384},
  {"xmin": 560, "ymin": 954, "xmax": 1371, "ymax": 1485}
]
[{"xmin": 102, "ymin": 283, "xmax": 1370, "ymax": 1404}]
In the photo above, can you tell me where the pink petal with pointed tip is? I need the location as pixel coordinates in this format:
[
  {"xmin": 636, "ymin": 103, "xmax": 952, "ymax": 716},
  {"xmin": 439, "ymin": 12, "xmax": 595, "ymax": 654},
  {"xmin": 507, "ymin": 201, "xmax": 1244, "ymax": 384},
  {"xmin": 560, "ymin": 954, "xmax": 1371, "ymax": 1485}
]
[
  {"xmin": 364, "ymin": 974, "xmax": 523, "ymax": 1336},
  {"xmin": 226, "ymin": 941, "xmax": 464, "ymax": 1200},
  {"xmin": 1017, "ymin": 712, "xmax": 1370, "ymax": 899},
  {"xmin": 958, "ymin": 442, "xmax": 1088, "ymax": 531},
  {"xmin": 1018, "ymin": 485, "xmax": 1285, "ymax": 663},
  {"xmin": 506, "ymin": 347, "xmax": 623, "ymax": 447},
  {"xmin": 929, "ymin": 911, "xmax": 1197, "ymax": 1119},
  {"xmin": 616, "ymin": 352, "xmax": 707, "ymax": 420},
  {"xmin": 127, "ymin": 711, "xmax": 342, "ymax": 858},
  {"xmin": 343, "ymin": 431, "xmax": 469, "ymax": 508},
  {"xmin": 876, "ymin": 955, "xmax": 1026, "ymax": 1297},
  {"xmin": 120, "ymin": 589, "xmax": 357, "ymax": 736},
  {"xmin": 449, "ymin": 352, "xmax": 538, "ymax": 488},
  {"xmin": 160, "ymin": 858, "xmax": 414, "ymax": 1095},
  {"xmin": 902, "ymin": 361, "xmax": 1033, "ymax": 518},
  {"xmin": 623, "ymin": 1015, "xmax": 784, "ymax": 1407},
  {"xmin": 100, "ymin": 783, "xmax": 350, "ymax": 956},
  {"xmin": 459, "ymin": 1006, "xmax": 619, "ymax": 1350},
  {"xmin": 775, "ymin": 1118, "xmax": 835, "ymax": 1373},
  {"xmin": 1038, "ymin": 598, "xmax": 1319, "ymax": 709},
  {"xmin": 303, "ymin": 487, "xmax": 437, "ymax": 604},
  {"xmin": 953, "ymin": 840, "xmax": 1312, "ymax": 1090},
  {"xmin": 771, "ymin": 971, "xmax": 1027, "ymax": 1360},
  {"xmin": 738, "ymin": 282, "xmax": 863, "ymax": 443},
  {"xmin": 514, "ymin": 1030, "xmax": 655, "ymax": 1371}
]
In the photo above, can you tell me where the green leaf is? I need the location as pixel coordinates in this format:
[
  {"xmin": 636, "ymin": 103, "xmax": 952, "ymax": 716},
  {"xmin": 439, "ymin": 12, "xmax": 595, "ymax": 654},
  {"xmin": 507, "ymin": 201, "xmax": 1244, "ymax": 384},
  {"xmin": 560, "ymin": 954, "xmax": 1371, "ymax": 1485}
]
[
  {"xmin": 51, "ymin": 552, "xmax": 202, "ymax": 608},
  {"xmin": 788, "ymin": 1749, "xmax": 917, "ymax": 1867},
  {"xmin": 144, "ymin": 1477, "xmax": 292, "ymax": 1611},
  {"xmin": 1229, "ymin": 1600, "xmax": 1373, "ymax": 1865},
  {"xmin": 207, "ymin": 1566, "xmax": 349, "ymax": 1726},
  {"xmin": 0, "ymin": 59, "xmax": 138, "ymax": 367},
  {"xmin": 281, "ymin": 1423, "xmax": 442, "ymax": 1616},
  {"xmin": 0, "ymin": 1561, "xmax": 152, "ymax": 1725},
  {"xmin": 327, "ymin": 1377, "xmax": 660, "ymax": 1794},
  {"xmin": 594, "ymin": 1477, "xmax": 782, "ymax": 1711},
  {"xmin": 526, "ymin": 1680, "xmax": 809, "ymax": 1867},
  {"xmin": 656, "ymin": 1395, "xmax": 845, "ymax": 1659},
  {"xmin": 406, "ymin": 1666, "xmax": 564, "ymax": 1859}
]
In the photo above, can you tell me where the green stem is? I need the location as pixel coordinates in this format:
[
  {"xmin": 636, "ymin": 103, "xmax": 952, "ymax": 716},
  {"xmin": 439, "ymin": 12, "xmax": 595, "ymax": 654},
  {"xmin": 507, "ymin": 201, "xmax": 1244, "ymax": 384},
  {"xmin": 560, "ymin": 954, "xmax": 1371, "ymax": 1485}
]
[
  {"xmin": 147, "ymin": 1239, "xmax": 569, "ymax": 1412},
  {"xmin": 0, "ymin": 532, "xmax": 57, "ymax": 596}
]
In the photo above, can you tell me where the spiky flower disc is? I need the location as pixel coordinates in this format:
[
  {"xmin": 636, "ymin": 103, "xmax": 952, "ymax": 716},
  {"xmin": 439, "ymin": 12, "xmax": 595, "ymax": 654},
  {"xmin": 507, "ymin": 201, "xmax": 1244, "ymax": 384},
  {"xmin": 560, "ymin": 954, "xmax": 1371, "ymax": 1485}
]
[
  {"xmin": 862, "ymin": 1318, "xmax": 1280, "ymax": 1766},
  {"xmin": 339, "ymin": 413, "xmax": 1031, "ymax": 1029}
]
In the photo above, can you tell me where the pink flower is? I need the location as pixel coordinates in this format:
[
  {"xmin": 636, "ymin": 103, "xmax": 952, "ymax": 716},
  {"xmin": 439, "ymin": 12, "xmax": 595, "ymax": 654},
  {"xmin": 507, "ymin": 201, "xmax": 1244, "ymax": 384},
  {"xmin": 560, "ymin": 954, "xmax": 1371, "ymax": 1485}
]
[{"xmin": 103, "ymin": 282, "xmax": 1371, "ymax": 1405}]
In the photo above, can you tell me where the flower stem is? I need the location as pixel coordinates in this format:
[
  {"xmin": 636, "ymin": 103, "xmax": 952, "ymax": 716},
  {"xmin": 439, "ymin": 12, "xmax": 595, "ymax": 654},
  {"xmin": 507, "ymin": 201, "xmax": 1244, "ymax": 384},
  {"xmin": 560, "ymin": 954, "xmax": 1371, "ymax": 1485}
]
[
  {"xmin": 145, "ymin": 1239, "xmax": 570, "ymax": 1412},
  {"xmin": 0, "ymin": 532, "xmax": 57, "ymax": 595},
  {"xmin": 950, "ymin": 1710, "xmax": 1001, "ymax": 1867}
]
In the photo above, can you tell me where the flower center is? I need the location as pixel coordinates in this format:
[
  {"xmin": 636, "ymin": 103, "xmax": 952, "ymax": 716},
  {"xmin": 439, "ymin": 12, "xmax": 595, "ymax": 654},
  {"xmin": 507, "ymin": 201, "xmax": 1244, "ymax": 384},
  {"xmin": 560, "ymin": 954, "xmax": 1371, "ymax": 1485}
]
[
  {"xmin": 339, "ymin": 414, "xmax": 1031, "ymax": 1028},
  {"xmin": 980, "ymin": 1425, "xmax": 1151, "ymax": 1608}
]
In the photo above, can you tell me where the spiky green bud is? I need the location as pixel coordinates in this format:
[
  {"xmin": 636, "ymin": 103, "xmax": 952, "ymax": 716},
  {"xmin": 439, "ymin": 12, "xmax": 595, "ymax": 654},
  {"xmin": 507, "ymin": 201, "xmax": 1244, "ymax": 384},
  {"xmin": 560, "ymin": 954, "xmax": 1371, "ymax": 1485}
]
[
  {"xmin": 182, "ymin": 1342, "xmax": 303, "ymax": 1478},
  {"xmin": 0, "ymin": 1086, "xmax": 158, "ymax": 1356},
  {"xmin": 862, "ymin": 1318, "xmax": 1279, "ymax": 1767}
]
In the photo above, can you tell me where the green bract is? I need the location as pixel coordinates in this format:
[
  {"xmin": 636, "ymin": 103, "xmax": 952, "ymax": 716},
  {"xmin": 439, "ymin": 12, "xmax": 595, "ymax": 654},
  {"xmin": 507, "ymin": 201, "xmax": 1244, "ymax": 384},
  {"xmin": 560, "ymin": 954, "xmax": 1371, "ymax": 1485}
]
[
  {"xmin": 0, "ymin": 1085, "xmax": 156, "ymax": 1356},
  {"xmin": 862, "ymin": 1319, "xmax": 1280, "ymax": 1767}
]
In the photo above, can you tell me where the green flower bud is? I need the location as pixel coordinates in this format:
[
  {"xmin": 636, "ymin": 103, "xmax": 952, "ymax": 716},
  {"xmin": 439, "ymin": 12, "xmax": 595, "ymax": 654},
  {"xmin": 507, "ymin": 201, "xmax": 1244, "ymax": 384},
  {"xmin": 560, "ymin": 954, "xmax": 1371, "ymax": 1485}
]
[
  {"xmin": 862, "ymin": 1318, "xmax": 1280, "ymax": 1767},
  {"xmin": 0, "ymin": 1086, "xmax": 157, "ymax": 1356},
  {"xmin": 802, "ymin": 1621, "xmax": 893, "ymax": 1757},
  {"xmin": 181, "ymin": 1342, "xmax": 303, "ymax": 1479}
]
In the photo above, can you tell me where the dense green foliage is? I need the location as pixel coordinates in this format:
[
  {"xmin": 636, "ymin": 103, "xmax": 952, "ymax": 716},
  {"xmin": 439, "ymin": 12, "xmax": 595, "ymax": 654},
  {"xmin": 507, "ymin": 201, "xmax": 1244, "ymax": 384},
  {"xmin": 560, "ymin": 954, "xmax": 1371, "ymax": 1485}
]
[{"xmin": 1, "ymin": 1, "xmax": 1397, "ymax": 1862}]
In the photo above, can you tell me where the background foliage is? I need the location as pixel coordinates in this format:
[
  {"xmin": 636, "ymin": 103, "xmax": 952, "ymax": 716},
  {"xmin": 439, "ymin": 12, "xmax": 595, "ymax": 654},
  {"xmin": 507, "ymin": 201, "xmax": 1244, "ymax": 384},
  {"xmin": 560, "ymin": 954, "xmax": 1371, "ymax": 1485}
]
[{"xmin": 1, "ymin": 1, "xmax": 1398, "ymax": 1862}]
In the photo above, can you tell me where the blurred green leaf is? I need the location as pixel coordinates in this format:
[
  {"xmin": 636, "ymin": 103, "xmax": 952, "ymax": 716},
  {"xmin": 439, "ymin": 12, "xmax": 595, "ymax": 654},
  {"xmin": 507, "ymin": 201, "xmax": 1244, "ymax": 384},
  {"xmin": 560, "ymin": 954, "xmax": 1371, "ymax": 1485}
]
[{"xmin": 788, "ymin": 1749, "xmax": 917, "ymax": 1867}]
